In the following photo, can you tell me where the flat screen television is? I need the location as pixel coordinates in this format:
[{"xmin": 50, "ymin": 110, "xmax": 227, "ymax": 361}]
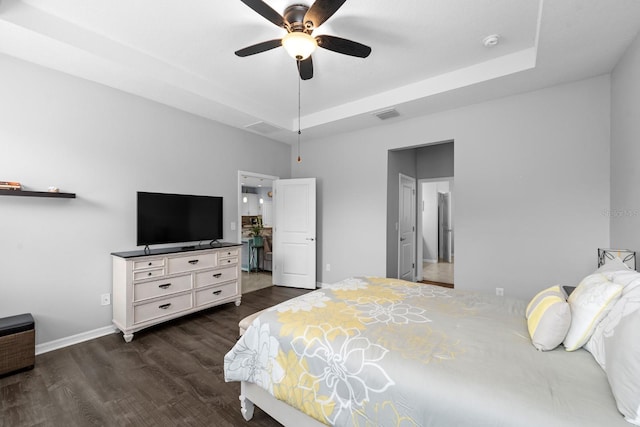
[{"xmin": 137, "ymin": 191, "xmax": 223, "ymax": 247}]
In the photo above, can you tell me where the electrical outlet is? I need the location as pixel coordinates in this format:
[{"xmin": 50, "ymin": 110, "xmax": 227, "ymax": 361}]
[
  {"xmin": 495, "ymin": 288, "xmax": 504, "ymax": 297},
  {"xmin": 101, "ymin": 293, "xmax": 111, "ymax": 306},
  {"xmin": 230, "ymin": 222, "xmax": 236, "ymax": 231},
  {"xmin": 326, "ymin": 263, "xmax": 331, "ymax": 272}
]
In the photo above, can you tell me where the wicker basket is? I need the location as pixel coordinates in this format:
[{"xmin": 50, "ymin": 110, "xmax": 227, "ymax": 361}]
[{"xmin": 0, "ymin": 314, "xmax": 35, "ymax": 376}]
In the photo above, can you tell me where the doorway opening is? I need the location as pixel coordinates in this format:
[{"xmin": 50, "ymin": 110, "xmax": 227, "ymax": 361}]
[
  {"xmin": 418, "ymin": 178, "xmax": 454, "ymax": 287},
  {"xmin": 238, "ymin": 171, "xmax": 278, "ymax": 294},
  {"xmin": 386, "ymin": 140, "xmax": 454, "ymax": 286}
]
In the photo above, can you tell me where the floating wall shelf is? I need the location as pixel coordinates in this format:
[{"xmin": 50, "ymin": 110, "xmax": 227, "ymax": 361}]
[{"xmin": 0, "ymin": 189, "xmax": 76, "ymax": 199}]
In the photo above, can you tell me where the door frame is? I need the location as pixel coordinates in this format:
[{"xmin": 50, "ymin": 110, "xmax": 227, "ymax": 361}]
[
  {"xmin": 237, "ymin": 171, "xmax": 279, "ymax": 244},
  {"xmin": 398, "ymin": 173, "xmax": 416, "ymax": 282},
  {"xmin": 416, "ymin": 177, "xmax": 454, "ymax": 282}
]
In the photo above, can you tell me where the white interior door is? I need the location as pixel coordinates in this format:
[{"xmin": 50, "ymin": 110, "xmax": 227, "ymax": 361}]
[
  {"xmin": 273, "ymin": 178, "xmax": 316, "ymax": 289},
  {"xmin": 398, "ymin": 174, "xmax": 416, "ymax": 282}
]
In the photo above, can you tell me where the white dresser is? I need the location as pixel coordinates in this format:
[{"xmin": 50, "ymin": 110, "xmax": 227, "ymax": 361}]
[{"xmin": 111, "ymin": 244, "xmax": 242, "ymax": 342}]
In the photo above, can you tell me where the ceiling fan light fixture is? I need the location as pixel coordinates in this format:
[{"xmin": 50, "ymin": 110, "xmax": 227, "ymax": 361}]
[{"xmin": 282, "ymin": 32, "xmax": 317, "ymax": 60}]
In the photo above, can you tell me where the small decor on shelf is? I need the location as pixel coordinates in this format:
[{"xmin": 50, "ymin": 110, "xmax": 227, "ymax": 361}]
[{"xmin": 0, "ymin": 181, "xmax": 21, "ymax": 190}]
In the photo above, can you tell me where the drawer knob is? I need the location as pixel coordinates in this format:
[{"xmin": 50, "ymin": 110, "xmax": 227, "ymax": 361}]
[
  {"xmin": 158, "ymin": 283, "xmax": 171, "ymax": 289},
  {"xmin": 213, "ymin": 273, "xmax": 222, "ymax": 278},
  {"xmin": 148, "ymin": 262, "xmax": 153, "ymax": 266},
  {"xmin": 213, "ymin": 290, "xmax": 222, "ymax": 295},
  {"xmin": 159, "ymin": 303, "xmax": 172, "ymax": 310},
  {"xmin": 147, "ymin": 272, "xmax": 152, "ymax": 276},
  {"xmin": 188, "ymin": 259, "xmax": 199, "ymax": 265}
]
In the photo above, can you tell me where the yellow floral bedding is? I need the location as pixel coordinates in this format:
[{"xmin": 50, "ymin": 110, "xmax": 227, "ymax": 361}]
[{"xmin": 224, "ymin": 277, "xmax": 628, "ymax": 427}]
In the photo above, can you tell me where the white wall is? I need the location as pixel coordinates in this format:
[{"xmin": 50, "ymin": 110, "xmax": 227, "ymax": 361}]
[
  {"xmin": 0, "ymin": 54, "xmax": 291, "ymax": 345},
  {"xmin": 293, "ymin": 76, "xmax": 611, "ymax": 299},
  {"xmin": 611, "ymin": 32, "xmax": 640, "ymax": 252}
]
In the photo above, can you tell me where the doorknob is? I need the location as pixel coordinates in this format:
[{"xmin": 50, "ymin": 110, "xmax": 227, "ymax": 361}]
[
  {"xmin": 400, "ymin": 237, "xmax": 406, "ymax": 241},
  {"xmin": 306, "ymin": 237, "xmax": 315, "ymax": 241}
]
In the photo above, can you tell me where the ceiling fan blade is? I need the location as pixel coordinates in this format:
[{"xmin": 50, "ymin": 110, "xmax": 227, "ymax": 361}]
[
  {"xmin": 298, "ymin": 57, "xmax": 313, "ymax": 80},
  {"xmin": 240, "ymin": 0, "xmax": 287, "ymax": 28},
  {"xmin": 316, "ymin": 34, "xmax": 371, "ymax": 58},
  {"xmin": 304, "ymin": 0, "xmax": 347, "ymax": 29},
  {"xmin": 235, "ymin": 39, "xmax": 282, "ymax": 57}
]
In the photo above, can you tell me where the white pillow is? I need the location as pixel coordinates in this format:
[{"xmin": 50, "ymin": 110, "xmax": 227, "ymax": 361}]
[
  {"xmin": 585, "ymin": 282, "xmax": 640, "ymax": 369},
  {"xmin": 563, "ymin": 274, "xmax": 623, "ymax": 351},
  {"xmin": 596, "ymin": 256, "xmax": 631, "ymax": 276},
  {"xmin": 605, "ymin": 306, "xmax": 640, "ymax": 425},
  {"xmin": 609, "ymin": 270, "xmax": 640, "ymax": 295}
]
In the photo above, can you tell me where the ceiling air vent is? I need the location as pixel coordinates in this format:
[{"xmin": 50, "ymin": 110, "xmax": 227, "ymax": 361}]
[
  {"xmin": 373, "ymin": 108, "xmax": 400, "ymax": 120},
  {"xmin": 244, "ymin": 121, "xmax": 280, "ymax": 134}
]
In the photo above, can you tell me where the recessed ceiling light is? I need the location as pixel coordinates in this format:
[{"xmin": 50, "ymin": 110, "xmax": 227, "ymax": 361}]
[{"xmin": 483, "ymin": 34, "xmax": 500, "ymax": 47}]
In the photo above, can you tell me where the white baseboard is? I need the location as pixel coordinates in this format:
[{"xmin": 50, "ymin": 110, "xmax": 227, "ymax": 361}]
[
  {"xmin": 424, "ymin": 258, "xmax": 438, "ymax": 264},
  {"xmin": 36, "ymin": 325, "xmax": 118, "ymax": 355},
  {"xmin": 316, "ymin": 281, "xmax": 330, "ymax": 288}
]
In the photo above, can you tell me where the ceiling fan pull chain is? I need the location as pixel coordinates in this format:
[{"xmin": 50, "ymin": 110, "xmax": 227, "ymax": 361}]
[{"xmin": 297, "ymin": 59, "xmax": 302, "ymax": 163}]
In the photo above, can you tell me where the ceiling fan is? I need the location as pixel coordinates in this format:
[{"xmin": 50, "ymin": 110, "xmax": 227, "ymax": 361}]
[{"xmin": 235, "ymin": 0, "xmax": 372, "ymax": 80}]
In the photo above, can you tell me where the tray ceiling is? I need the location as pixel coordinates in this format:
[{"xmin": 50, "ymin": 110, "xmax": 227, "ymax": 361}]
[{"xmin": 1, "ymin": 0, "xmax": 639, "ymax": 143}]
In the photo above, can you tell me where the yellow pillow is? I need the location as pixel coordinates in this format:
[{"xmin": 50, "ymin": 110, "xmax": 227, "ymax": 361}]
[{"xmin": 526, "ymin": 285, "xmax": 571, "ymax": 351}]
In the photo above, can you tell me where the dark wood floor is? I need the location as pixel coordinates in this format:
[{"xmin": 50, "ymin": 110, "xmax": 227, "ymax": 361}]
[{"xmin": 0, "ymin": 286, "xmax": 310, "ymax": 427}]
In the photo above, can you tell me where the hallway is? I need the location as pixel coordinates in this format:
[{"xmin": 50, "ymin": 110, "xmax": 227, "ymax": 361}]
[{"xmin": 422, "ymin": 260, "xmax": 454, "ymax": 286}]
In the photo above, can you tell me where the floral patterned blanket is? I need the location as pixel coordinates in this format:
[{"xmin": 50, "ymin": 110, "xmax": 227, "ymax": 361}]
[{"xmin": 224, "ymin": 277, "xmax": 627, "ymax": 427}]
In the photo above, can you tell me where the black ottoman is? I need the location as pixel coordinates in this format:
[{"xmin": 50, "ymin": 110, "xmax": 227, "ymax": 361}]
[{"xmin": 0, "ymin": 313, "xmax": 35, "ymax": 376}]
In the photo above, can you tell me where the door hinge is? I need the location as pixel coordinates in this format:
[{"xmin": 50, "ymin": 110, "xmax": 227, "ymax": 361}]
[{"xmin": 412, "ymin": 263, "xmax": 415, "ymax": 269}]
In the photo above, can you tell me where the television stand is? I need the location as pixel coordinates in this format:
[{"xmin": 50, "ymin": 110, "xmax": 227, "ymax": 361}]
[{"xmin": 111, "ymin": 244, "xmax": 242, "ymax": 342}]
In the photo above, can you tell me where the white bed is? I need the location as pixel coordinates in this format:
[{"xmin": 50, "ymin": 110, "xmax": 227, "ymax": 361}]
[{"xmin": 225, "ymin": 273, "xmax": 640, "ymax": 426}]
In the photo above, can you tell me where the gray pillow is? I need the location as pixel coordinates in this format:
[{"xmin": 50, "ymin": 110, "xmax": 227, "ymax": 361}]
[{"xmin": 605, "ymin": 306, "xmax": 640, "ymax": 425}]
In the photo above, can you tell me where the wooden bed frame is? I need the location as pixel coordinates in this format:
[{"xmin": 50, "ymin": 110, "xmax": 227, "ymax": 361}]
[{"xmin": 240, "ymin": 381, "xmax": 325, "ymax": 427}]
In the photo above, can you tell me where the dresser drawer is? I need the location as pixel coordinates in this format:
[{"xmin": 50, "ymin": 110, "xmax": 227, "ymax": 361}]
[
  {"xmin": 195, "ymin": 282, "xmax": 238, "ymax": 307},
  {"xmin": 134, "ymin": 294, "xmax": 192, "ymax": 324},
  {"xmin": 218, "ymin": 256, "xmax": 238, "ymax": 266},
  {"xmin": 133, "ymin": 258, "xmax": 165, "ymax": 271},
  {"xmin": 168, "ymin": 253, "xmax": 217, "ymax": 274},
  {"xmin": 133, "ymin": 268, "xmax": 165, "ymax": 281},
  {"xmin": 219, "ymin": 248, "xmax": 239, "ymax": 259},
  {"xmin": 195, "ymin": 265, "xmax": 238, "ymax": 288},
  {"xmin": 134, "ymin": 274, "xmax": 192, "ymax": 302}
]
